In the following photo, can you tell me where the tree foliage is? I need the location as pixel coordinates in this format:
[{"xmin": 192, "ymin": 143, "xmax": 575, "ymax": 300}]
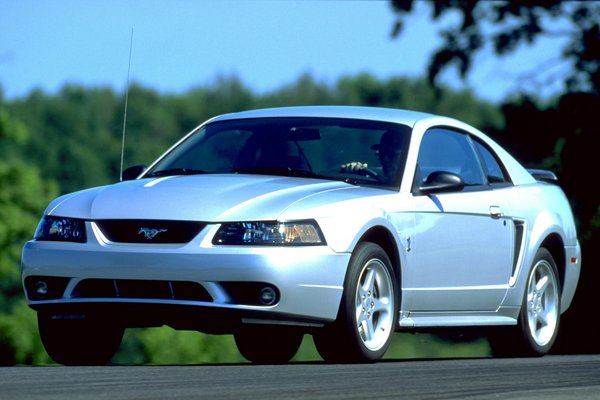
[
  {"xmin": 391, "ymin": 0, "xmax": 600, "ymax": 94},
  {"xmin": 0, "ymin": 101, "xmax": 57, "ymax": 364}
]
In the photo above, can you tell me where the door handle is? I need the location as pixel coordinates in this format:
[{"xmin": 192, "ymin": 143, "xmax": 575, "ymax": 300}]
[{"xmin": 489, "ymin": 205, "xmax": 503, "ymax": 218}]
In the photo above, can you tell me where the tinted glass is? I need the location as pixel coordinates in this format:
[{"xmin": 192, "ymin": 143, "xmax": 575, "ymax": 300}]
[
  {"xmin": 146, "ymin": 118, "xmax": 411, "ymax": 187},
  {"xmin": 473, "ymin": 139, "xmax": 510, "ymax": 184},
  {"xmin": 417, "ymin": 128, "xmax": 485, "ymax": 186}
]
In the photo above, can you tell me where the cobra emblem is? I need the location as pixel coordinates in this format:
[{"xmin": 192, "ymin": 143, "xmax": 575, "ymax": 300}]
[{"xmin": 138, "ymin": 227, "xmax": 168, "ymax": 240}]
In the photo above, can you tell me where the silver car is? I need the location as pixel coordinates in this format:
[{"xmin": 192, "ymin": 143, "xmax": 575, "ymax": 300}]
[{"xmin": 22, "ymin": 106, "xmax": 581, "ymax": 364}]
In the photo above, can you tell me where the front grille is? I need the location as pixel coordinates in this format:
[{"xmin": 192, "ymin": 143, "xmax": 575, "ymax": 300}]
[
  {"xmin": 72, "ymin": 279, "xmax": 213, "ymax": 302},
  {"xmin": 95, "ymin": 219, "xmax": 206, "ymax": 244}
]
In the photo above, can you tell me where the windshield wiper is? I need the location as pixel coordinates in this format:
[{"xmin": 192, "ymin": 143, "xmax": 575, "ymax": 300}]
[
  {"xmin": 232, "ymin": 166, "xmax": 332, "ymax": 179},
  {"xmin": 232, "ymin": 166, "xmax": 313, "ymax": 177},
  {"xmin": 232, "ymin": 166, "xmax": 372, "ymax": 186},
  {"xmin": 144, "ymin": 168, "xmax": 207, "ymax": 178}
]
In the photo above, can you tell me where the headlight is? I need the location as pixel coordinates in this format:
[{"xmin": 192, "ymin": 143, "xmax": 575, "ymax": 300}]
[
  {"xmin": 34, "ymin": 216, "xmax": 87, "ymax": 243},
  {"xmin": 213, "ymin": 220, "xmax": 325, "ymax": 246}
]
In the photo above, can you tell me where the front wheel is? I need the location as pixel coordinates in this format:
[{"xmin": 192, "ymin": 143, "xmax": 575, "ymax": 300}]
[
  {"xmin": 489, "ymin": 247, "xmax": 561, "ymax": 357},
  {"xmin": 314, "ymin": 242, "xmax": 398, "ymax": 362},
  {"xmin": 38, "ymin": 313, "xmax": 124, "ymax": 365}
]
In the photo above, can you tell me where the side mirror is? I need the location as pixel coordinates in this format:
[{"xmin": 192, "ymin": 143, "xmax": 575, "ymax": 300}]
[
  {"xmin": 419, "ymin": 171, "xmax": 465, "ymax": 194},
  {"xmin": 121, "ymin": 165, "xmax": 147, "ymax": 181}
]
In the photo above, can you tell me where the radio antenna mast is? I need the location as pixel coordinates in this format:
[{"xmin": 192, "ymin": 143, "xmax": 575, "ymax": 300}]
[{"xmin": 119, "ymin": 27, "xmax": 134, "ymax": 181}]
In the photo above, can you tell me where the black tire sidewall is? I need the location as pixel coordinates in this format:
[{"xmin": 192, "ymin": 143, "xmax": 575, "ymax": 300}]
[
  {"xmin": 517, "ymin": 247, "xmax": 561, "ymax": 355},
  {"xmin": 234, "ymin": 327, "xmax": 303, "ymax": 364},
  {"xmin": 38, "ymin": 313, "xmax": 124, "ymax": 366},
  {"xmin": 338, "ymin": 241, "xmax": 398, "ymax": 362}
]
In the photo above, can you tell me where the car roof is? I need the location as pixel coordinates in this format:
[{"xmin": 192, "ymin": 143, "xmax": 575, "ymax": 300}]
[{"xmin": 209, "ymin": 106, "xmax": 445, "ymax": 128}]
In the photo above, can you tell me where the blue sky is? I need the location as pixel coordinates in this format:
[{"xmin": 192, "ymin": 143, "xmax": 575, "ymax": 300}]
[{"xmin": 1, "ymin": 0, "xmax": 567, "ymax": 103}]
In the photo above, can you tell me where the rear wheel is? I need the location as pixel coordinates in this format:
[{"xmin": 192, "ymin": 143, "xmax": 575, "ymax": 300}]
[
  {"xmin": 38, "ymin": 313, "xmax": 124, "ymax": 365},
  {"xmin": 234, "ymin": 326, "xmax": 303, "ymax": 364},
  {"xmin": 489, "ymin": 248, "xmax": 561, "ymax": 356},
  {"xmin": 314, "ymin": 242, "xmax": 397, "ymax": 363}
]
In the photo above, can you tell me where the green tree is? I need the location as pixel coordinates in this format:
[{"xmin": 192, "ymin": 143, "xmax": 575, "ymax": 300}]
[
  {"xmin": 391, "ymin": 1, "xmax": 600, "ymax": 94},
  {"xmin": 258, "ymin": 73, "xmax": 337, "ymax": 107},
  {"xmin": 0, "ymin": 96, "xmax": 57, "ymax": 364},
  {"xmin": 8, "ymin": 86, "xmax": 123, "ymax": 193},
  {"xmin": 335, "ymin": 74, "xmax": 503, "ymax": 129}
]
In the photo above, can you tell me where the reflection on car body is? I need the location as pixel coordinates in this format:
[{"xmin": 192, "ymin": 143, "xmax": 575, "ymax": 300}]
[{"xmin": 22, "ymin": 106, "xmax": 581, "ymax": 364}]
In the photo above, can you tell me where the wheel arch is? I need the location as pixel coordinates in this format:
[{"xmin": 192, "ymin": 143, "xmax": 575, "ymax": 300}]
[
  {"xmin": 539, "ymin": 233, "xmax": 566, "ymax": 294},
  {"xmin": 357, "ymin": 226, "xmax": 401, "ymax": 294},
  {"xmin": 314, "ymin": 227, "xmax": 402, "ymax": 362}
]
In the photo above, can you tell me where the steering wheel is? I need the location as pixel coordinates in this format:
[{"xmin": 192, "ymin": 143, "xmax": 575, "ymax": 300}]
[{"xmin": 339, "ymin": 162, "xmax": 379, "ymax": 179}]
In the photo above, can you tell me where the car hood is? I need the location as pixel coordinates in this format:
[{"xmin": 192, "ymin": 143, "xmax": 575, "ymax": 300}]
[{"xmin": 46, "ymin": 174, "xmax": 358, "ymax": 221}]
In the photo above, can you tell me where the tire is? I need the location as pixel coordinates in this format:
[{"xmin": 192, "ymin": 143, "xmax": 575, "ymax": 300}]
[
  {"xmin": 38, "ymin": 313, "xmax": 124, "ymax": 366},
  {"xmin": 489, "ymin": 247, "xmax": 561, "ymax": 357},
  {"xmin": 314, "ymin": 242, "xmax": 398, "ymax": 363},
  {"xmin": 234, "ymin": 326, "xmax": 303, "ymax": 364}
]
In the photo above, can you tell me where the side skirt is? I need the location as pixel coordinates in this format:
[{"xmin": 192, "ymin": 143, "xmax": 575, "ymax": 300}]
[{"xmin": 398, "ymin": 306, "xmax": 520, "ymax": 330}]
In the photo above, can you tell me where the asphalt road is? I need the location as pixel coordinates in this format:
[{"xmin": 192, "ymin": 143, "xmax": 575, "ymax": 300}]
[{"xmin": 1, "ymin": 355, "xmax": 599, "ymax": 400}]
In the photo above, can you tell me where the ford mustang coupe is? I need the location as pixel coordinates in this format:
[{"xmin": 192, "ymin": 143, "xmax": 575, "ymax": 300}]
[{"xmin": 22, "ymin": 106, "xmax": 581, "ymax": 365}]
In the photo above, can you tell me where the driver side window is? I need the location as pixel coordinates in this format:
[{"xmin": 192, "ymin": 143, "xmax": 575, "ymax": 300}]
[{"xmin": 417, "ymin": 128, "xmax": 485, "ymax": 187}]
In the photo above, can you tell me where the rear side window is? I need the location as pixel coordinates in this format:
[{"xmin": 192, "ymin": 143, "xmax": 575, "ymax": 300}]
[{"xmin": 472, "ymin": 139, "xmax": 510, "ymax": 184}]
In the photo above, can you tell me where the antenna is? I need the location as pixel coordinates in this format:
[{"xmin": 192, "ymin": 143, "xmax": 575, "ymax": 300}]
[{"xmin": 119, "ymin": 27, "xmax": 134, "ymax": 181}]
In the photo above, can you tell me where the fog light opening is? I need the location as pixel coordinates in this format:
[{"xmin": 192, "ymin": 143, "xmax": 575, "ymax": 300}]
[
  {"xmin": 259, "ymin": 286, "xmax": 277, "ymax": 306},
  {"xmin": 34, "ymin": 281, "xmax": 49, "ymax": 299}
]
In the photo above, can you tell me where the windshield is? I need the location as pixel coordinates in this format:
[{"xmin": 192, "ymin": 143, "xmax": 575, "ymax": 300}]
[{"xmin": 144, "ymin": 117, "xmax": 411, "ymax": 187}]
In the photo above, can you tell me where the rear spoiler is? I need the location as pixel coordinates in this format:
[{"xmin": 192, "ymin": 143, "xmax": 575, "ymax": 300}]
[{"xmin": 527, "ymin": 169, "xmax": 558, "ymax": 184}]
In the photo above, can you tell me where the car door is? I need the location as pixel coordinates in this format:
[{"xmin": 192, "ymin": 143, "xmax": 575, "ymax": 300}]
[{"xmin": 405, "ymin": 128, "xmax": 514, "ymax": 312}]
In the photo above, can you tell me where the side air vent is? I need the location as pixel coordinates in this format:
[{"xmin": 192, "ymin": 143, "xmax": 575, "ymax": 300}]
[
  {"xmin": 512, "ymin": 220, "xmax": 526, "ymax": 279},
  {"xmin": 95, "ymin": 220, "xmax": 206, "ymax": 244}
]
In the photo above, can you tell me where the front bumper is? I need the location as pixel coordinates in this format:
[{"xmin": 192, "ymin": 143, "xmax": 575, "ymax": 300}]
[{"xmin": 22, "ymin": 222, "xmax": 350, "ymax": 332}]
